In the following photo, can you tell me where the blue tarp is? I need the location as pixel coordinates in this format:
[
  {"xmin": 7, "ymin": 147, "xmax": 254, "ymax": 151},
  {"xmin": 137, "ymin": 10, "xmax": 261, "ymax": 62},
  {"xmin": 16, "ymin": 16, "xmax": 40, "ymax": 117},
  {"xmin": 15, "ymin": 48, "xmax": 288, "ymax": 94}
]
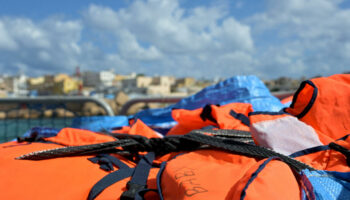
[
  {"xmin": 302, "ymin": 170, "xmax": 350, "ymax": 200},
  {"xmin": 21, "ymin": 127, "xmax": 60, "ymax": 139},
  {"xmin": 71, "ymin": 116, "xmax": 129, "ymax": 133},
  {"xmin": 133, "ymin": 75, "xmax": 284, "ymax": 126}
]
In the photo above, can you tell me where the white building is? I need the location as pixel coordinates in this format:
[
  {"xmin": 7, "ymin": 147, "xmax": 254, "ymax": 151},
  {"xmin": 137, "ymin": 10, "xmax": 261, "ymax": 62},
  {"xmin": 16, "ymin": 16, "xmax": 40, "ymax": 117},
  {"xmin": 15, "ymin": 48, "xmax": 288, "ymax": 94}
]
[
  {"xmin": 3, "ymin": 75, "xmax": 28, "ymax": 96},
  {"xmin": 152, "ymin": 76, "xmax": 176, "ymax": 87},
  {"xmin": 82, "ymin": 70, "xmax": 115, "ymax": 88},
  {"xmin": 121, "ymin": 76, "xmax": 153, "ymax": 90}
]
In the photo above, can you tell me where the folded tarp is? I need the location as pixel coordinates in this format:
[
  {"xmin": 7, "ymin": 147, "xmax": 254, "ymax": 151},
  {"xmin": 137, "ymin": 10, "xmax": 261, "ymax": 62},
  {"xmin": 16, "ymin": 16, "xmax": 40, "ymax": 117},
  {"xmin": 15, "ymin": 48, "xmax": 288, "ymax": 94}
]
[{"xmin": 133, "ymin": 75, "xmax": 284, "ymax": 127}]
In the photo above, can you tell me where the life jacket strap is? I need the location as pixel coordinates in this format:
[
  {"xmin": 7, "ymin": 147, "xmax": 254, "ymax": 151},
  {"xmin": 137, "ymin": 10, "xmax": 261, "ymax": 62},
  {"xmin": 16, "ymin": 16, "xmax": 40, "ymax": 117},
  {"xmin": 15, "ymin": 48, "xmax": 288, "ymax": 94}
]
[
  {"xmin": 88, "ymin": 167, "xmax": 134, "ymax": 200},
  {"xmin": 88, "ymin": 154, "xmax": 129, "ymax": 171},
  {"xmin": 121, "ymin": 152, "xmax": 156, "ymax": 200},
  {"xmin": 192, "ymin": 129, "xmax": 253, "ymax": 143},
  {"xmin": 229, "ymin": 109, "xmax": 250, "ymax": 127}
]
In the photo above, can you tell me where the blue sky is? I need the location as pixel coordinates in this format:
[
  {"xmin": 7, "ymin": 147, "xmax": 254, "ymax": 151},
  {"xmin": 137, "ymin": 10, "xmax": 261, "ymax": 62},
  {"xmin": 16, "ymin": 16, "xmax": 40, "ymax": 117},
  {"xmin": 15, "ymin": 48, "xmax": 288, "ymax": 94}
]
[{"xmin": 0, "ymin": 0, "xmax": 349, "ymax": 79}]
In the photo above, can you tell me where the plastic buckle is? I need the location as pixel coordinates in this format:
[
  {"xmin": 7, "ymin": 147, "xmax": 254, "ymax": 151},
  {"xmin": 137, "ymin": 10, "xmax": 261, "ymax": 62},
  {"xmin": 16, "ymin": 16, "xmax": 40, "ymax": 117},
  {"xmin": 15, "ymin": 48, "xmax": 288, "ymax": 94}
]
[{"xmin": 120, "ymin": 181, "xmax": 146, "ymax": 200}]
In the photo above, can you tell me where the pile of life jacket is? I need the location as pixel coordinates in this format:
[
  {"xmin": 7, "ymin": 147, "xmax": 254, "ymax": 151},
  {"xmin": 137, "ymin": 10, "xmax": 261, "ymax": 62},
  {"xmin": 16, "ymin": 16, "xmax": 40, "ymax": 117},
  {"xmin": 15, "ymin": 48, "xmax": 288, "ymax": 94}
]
[{"xmin": 1, "ymin": 74, "xmax": 350, "ymax": 199}]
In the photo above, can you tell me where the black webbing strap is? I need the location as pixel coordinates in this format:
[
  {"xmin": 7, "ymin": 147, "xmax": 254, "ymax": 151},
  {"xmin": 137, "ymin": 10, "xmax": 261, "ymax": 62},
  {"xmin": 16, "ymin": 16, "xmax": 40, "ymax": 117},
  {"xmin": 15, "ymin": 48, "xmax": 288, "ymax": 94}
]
[
  {"xmin": 88, "ymin": 152, "xmax": 157, "ymax": 200},
  {"xmin": 229, "ymin": 110, "xmax": 251, "ymax": 127},
  {"xmin": 16, "ymin": 139, "xmax": 138, "ymax": 160},
  {"xmin": 17, "ymin": 129, "xmax": 313, "ymax": 172},
  {"xmin": 88, "ymin": 154, "xmax": 130, "ymax": 171},
  {"xmin": 121, "ymin": 152, "xmax": 156, "ymax": 200},
  {"xmin": 192, "ymin": 129, "xmax": 254, "ymax": 143},
  {"xmin": 88, "ymin": 167, "xmax": 134, "ymax": 200},
  {"xmin": 184, "ymin": 131, "xmax": 315, "ymax": 172}
]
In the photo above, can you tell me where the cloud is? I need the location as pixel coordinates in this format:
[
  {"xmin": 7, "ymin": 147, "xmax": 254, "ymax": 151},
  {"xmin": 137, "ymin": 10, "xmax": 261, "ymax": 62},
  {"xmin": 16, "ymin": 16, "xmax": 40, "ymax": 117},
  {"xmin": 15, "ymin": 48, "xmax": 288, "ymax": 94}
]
[
  {"xmin": 0, "ymin": 16, "xmax": 128, "ymax": 76},
  {"xmin": 0, "ymin": 21, "xmax": 18, "ymax": 50},
  {"xmin": 247, "ymin": 0, "xmax": 350, "ymax": 78},
  {"xmin": 0, "ymin": 0, "xmax": 255, "ymax": 78},
  {"xmin": 4, "ymin": 0, "xmax": 349, "ymax": 79},
  {"xmin": 0, "ymin": 17, "xmax": 83, "ymax": 75},
  {"xmin": 82, "ymin": 0, "xmax": 254, "ymax": 76}
]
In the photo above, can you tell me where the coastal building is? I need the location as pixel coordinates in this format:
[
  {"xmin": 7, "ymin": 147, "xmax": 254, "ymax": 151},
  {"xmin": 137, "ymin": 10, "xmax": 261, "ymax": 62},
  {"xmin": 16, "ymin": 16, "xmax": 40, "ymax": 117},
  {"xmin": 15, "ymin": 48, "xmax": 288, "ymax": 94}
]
[
  {"xmin": 82, "ymin": 70, "xmax": 115, "ymax": 88},
  {"xmin": 53, "ymin": 75, "xmax": 81, "ymax": 95},
  {"xmin": 3, "ymin": 75, "xmax": 28, "ymax": 96}
]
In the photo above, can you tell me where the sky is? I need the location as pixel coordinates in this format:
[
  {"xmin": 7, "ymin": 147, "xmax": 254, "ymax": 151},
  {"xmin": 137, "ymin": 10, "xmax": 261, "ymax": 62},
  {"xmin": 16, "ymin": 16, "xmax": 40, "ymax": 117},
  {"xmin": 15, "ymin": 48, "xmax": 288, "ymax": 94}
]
[{"xmin": 0, "ymin": 0, "xmax": 349, "ymax": 79}]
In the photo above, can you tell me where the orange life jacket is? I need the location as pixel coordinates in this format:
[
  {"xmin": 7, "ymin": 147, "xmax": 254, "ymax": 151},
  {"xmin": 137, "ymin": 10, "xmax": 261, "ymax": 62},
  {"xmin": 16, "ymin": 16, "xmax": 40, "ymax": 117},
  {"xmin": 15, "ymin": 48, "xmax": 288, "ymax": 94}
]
[
  {"xmin": 2, "ymin": 74, "xmax": 350, "ymax": 200},
  {"xmin": 158, "ymin": 150, "xmax": 301, "ymax": 200},
  {"xmin": 166, "ymin": 106, "xmax": 217, "ymax": 135},
  {"xmin": 167, "ymin": 103, "xmax": 252, "ymax": 135},
  {"xmin": 285, "ymin": 74, "xmax": 350, "ymax": 141},
  {"xmin": 249, "ymin": 112, "xmax": 350, "ymax": 171},
  {"xmin": 112, "ymin": 119, "xmax": 162, "ymax": 138},
  {"xmin": 280, "ymin": 95, "xmax": 293, "ymax": 105},
  {"xmin": 1, "ymin": 126, "xmax": 348, "ymax": 199},
  {"xmin": 0, "ymin": 128, "xmax": 160, "ymax": 200}
]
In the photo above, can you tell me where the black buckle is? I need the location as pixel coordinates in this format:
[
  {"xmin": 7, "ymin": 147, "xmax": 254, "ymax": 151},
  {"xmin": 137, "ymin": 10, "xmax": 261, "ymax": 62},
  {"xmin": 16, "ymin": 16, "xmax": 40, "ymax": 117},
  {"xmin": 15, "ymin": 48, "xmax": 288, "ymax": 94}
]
[{"xmin": 120, "ymin": 181, "xmax": 146, "ymax": 200}]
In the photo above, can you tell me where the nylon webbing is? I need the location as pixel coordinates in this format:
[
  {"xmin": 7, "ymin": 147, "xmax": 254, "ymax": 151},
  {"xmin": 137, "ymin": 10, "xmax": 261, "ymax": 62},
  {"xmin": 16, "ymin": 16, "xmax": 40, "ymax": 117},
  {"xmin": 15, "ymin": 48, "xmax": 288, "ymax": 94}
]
[
  {"xmin": 16, "ymin": 139, "xmax": 138, "ymax": 160},
  {"xmin": 192, "ymin": 129, "xmax": 254, "ymax": 143},
  {"xmin": 16, "ymin": 129, "xmax": 314, "ymax": 172},
  {"xmin": 88, "ymin": 154, "xmax": 129, "ymax": 171},
  {"xmin": 121, "ymin": 152, "xmax": 156, "ymax": 200},
  {"xmin": 184, "ymin": 131, "xmax": 315, "ymax": 172},
  {"xmin": 87, "ymin": 168, "xmax": 134, "ymax": 200}
]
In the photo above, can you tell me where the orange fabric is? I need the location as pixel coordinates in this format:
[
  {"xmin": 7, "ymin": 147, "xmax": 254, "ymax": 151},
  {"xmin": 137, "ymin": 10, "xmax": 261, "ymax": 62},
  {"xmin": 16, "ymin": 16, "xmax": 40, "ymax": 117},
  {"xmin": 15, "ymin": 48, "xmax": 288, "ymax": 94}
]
[
  {"xmin": 0, "ymin": 141, "xmax": 136, "ymax": 200},
  {"xmin": 112, "ymin": 120, "xmax": 161, "ymax": 138},
  {"xmin": 286, "ymin": 83, "xmax": 315, "ymax": 117},
  {"xmin": 229, "ymin": 159, "xmax": 301, "ymax": 200},
  {"xmin": 249, "ymin": 113, "xmax": 289, "ymax": 124},
  {"xmin": 45, "ymin": 127, "xmax": 116, "ymax": 146},
  {"xmin": 160, "ymin": 150, "xmax": 301, "ymax": 200},
  {"xmin": 167, "ymin": 103, "xmax": 252, "ymax": 135},
  {"xmin": 295, "ymin": 140, "xmax": 350, "ymax": 172},
  {"xmin": 281, "ymin": 95, "xmax": 293, "ymax": 105},
  {"xmin": 0, "ymin": 128, "xmax": 163, "ymax": 200},
  {"xmin": 315, "ymin": 132, "xmax": 335, "ymax": 145},
  {"xmin": 285, "ymin": 74, "xmax": 350, "ymax": 141},
  {"xmin": 167, "ymin": 108, "xmax": 216, "ymax": 135},
  {"xmin": 211, "ymin": 103, "xmax": 253, "ymax": 131},
  {"xmin": 160, "ymin": 149, "xmax": 258, "ymax": 200},
  {"xmin": 127, "ymin": 119, "xmax": 162, "ymax": 138}
]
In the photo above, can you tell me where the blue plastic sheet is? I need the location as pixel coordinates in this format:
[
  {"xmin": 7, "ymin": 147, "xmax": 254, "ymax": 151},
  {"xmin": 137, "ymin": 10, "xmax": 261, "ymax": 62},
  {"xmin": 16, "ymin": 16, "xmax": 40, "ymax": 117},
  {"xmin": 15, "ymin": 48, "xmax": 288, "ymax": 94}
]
[
  {"xmin": 134, "ymin": 75, "xmax": 284, "ymax": 127},
  {"xmin": 71, "ymin": 116, "xmax": 129, "ymax": 133},
  {"xmin": 21, "ymin": 127, "xmax": 60, "ymax": 139},
  {"xmin": 302, "ymin": 170, "xmax": 350, "ymax": 200}
]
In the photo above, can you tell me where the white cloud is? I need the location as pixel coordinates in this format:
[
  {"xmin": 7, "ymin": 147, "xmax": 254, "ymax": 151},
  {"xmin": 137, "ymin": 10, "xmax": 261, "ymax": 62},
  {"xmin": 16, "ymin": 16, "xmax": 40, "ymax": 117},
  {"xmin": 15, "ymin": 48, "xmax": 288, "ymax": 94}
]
[
  {"xmin": 82, "ymin": 0, "xmax": 254, "ymax": 77},
  {"xmin": 0, "ymin": 0, "xmax": 256, "ymax": 78},
  {"xmin": 38, "ymin": 51, "xmax": 51, "ymax": 62},
  {"xmin": 247, "ymin": 0, "xmax": 350, "ymax": 78},
  {"xmin": 0, "ymin": 21, "xmax": 18, "ymax": 50},
  {"xmin": 0, "ymin": 17, "xmax": 85, "ymax": 75},
  {"xmin": 0, "ymin": 16, "xmax": 125, "ymax": 76},
  {"xmin": 117, "ymin": 30, "xmax": 163, "ymax": 61},
  {"xmin": 7, "ymin": 0, "xmax": 350, "ymax": 79}
]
